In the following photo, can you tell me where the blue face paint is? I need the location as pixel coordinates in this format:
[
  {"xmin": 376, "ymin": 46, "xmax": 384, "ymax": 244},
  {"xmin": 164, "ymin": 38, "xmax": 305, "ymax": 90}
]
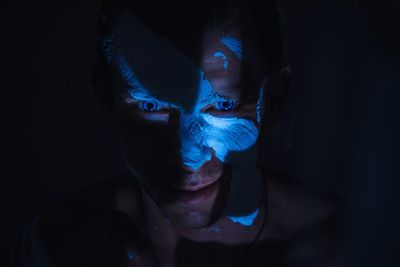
[
  {"xmin": 103, "ymin": 12, "xmax": 265, "ymax": 227},
  {"xmin": 107, "ymin": 12, "xmax": 201, "ymax": 110},
  {"xmin": 202, "ymin": 114, "xmax": 259, "ymax": 163},
  {"xmin": 213, "ymin": 51, "xmax": 229, "ymax": 70},
  {"xmin": 115, "ymin": 50, "xmax": 146, "ymax": 92},
  {"xmin": 179, "ymin": 112, "xmax": 212, "ymax": 170},
  {"xmin": 220, "ymin": 36, "xmax": 242, "ymax": 60},
  {"xmin": 256, "ymin": 87, "xmax": 265, "ymax": 125},
  {"xmin": 178, "ymin": 113, "xmax": 259, "ymax": 170},
  {"xmin": 227, "ymin": 208, "xmax": 259, "ymax": 226},
  {"xmin": 117, "ymin": 55, "xmax": 264, "ymax": 224},
  {"xmin": 176, "ymin": 70, "xmax": 259, "ymax": 170}
]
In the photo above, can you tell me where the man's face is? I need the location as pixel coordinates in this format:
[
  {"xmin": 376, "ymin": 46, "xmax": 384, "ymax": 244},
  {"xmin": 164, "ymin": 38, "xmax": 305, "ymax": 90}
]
[{"xmin": 109, "ymin": 13, "xmax": 266, "ymax": 228}]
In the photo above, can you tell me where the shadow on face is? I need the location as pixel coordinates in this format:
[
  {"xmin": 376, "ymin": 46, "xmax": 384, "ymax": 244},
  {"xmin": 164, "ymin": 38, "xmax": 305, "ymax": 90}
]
[{"xmin": 97, "ymin": 7, "xmax": 272, "ymax": 228}]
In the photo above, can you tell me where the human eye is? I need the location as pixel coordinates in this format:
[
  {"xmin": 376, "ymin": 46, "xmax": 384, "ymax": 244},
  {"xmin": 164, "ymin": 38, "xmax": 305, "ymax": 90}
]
[
  {"xmin": 130, "ymin": 97, "xmax": 172, "ymax": 123},
  {"xmin": 137, "ymin": 100, "xmax": 161, "ymax": 112},
  {"xmin": 201, "ymin": 98, "xmax": 240, "ymax": 117},
  {"xmin": 213, "ymin": 99, "xmax": 238, "ymax": 111}
]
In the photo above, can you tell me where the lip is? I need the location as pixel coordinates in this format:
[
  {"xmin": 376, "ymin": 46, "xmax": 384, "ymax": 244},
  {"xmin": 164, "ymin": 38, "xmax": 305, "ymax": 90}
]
[
  {"xmin": 163, "ymin": 176, "xmax": 220, "ymax": 192},
  {"xmin": 160, "ymin": 176, "xmax": 222, "ymax": 204}
]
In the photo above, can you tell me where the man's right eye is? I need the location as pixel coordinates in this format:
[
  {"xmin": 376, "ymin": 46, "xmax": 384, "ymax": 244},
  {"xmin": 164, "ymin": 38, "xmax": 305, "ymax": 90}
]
[
  {"xmin": 137, "ymin": 100, "xmax": 160, "ymax": 112},
  {"xmin": 214, "ymin": 99, "xmax": 238, "ymax": 111}
]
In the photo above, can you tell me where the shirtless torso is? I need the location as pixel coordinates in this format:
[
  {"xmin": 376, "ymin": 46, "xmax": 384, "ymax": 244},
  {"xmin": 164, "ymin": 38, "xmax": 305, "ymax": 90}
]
[{"xmin": 11, "ymin": 170, "xmax": 340, "ymax": 267}]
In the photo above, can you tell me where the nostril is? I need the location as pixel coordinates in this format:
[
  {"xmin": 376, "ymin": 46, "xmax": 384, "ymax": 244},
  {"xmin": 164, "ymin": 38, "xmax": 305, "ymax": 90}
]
[
  {"xmin": 181, "ymin": 164, "xmax": 196, "ymax": 173},
  {"xmin": 164, "ymin": 160, "xmax": 196, "ymax": 175}
]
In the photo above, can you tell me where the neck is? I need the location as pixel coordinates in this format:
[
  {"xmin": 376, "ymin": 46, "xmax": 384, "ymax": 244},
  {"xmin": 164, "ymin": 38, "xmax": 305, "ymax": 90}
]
[{"xmin": 139, "ymin": 184, "xmax": 267, "ymax": 266}]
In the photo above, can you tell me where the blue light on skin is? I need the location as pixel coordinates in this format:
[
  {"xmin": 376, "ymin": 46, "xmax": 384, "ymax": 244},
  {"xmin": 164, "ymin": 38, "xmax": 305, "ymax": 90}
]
[
  {"xmin": 180, "ymin": 70, "xmax": 260, "ymax": 168},
  {"xmin": 115, "ymin": 51, "xmax": 177, "ymax": 113},
  {"xmin": 220, "ymin": 36, "xmax": 242, "ymax": 60},
  {"xmin": 213, "ymin": 51, "xmax": 229, "ymax": 70},
  {"xmin": 111, "ymin": 12, "xmax": 201, "ymax": 111},
  {"xmin": 202, "ymin": 114, "xmax": 259, "ymax": 163},
  {"xmin": 102, "ymin": 12, "xmax": 265, "ymax": 227},
  {"xmin": 116, "ymin": 52, "xmax": 263, "ymax": 224},
  {"xmin": 115, "ymin": 59, "xmax": 260, "ymax": 169},
  {"xmin": 227, "ymin": 209, "xmax": 259, "ymax": 226}
]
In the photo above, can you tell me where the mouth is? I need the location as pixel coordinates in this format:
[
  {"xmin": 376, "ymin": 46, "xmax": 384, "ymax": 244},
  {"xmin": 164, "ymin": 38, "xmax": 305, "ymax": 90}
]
[
  {"xmin": 159, "ymin": 174, "xmax": 225, "ymax": 204},
  {"xmin": 162, "ymin": 173, "xmax": 221, "ymax": 191}
]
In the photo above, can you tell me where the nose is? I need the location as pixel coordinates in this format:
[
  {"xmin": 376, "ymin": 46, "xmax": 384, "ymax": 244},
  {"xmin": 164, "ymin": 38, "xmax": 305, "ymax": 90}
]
[
  {"xmin": 178, "ymin": 113, "xmax": 212, "ymax": 170},
  {"xmin": 180, "ymin": 138, "xmax": 211, "ymax": 170}
]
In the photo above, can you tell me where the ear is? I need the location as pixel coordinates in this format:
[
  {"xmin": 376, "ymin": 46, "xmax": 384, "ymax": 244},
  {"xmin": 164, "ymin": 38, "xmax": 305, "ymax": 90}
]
[
  {"xmin": 265, "ymin": 66, "xmax": 292, "ymax": 126},
  {"xmin": 256, "ymin": 66, "xmax": 291, "ymax": 168}
]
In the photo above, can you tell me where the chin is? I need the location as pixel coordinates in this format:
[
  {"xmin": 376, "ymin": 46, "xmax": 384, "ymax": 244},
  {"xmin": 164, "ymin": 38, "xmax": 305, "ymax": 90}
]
[
  {"xmin": 155, "ymin": 174, "xmax": 230, "ymax": 229},
  {"xmin": 124, "ymin": 153, "xmax": 230, "ymax": 228}
]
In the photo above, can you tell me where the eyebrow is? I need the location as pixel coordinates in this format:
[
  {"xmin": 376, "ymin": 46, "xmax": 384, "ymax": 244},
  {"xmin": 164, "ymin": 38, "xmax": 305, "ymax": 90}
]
[
  {"xmin": 127, "ymin": 81, "xmax": 238, "ymax": 111},
  {"xmin": 116, "ymin": 51, "xmax": 239, "ymax": 110}
]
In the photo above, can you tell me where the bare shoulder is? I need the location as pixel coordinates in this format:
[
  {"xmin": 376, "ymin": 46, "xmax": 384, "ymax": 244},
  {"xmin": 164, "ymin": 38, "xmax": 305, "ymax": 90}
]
[
  {"xmin": 12, "ymin": 173, "xmax": 149, "ymax": 267},
  {"xmin": 260, "ymin": 169, "xmax": 341, "ymax": 240},
  {"xmin": 248, "ymin": 169, "xmax": 342, "ymax": 266}
]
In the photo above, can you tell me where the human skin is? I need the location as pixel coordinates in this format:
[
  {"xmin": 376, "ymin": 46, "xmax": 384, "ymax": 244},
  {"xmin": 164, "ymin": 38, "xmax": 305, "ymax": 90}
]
[
  {"xmin": 106, "ymin": 11, "xmax": 269, "ymax": 227},
  {"xmin": 101, "ymin": 11, "xmax": 289, "ymax": 266},
  {"xmin": 7, "ymin": 4, "xmax": 341, "ymax": 267}
]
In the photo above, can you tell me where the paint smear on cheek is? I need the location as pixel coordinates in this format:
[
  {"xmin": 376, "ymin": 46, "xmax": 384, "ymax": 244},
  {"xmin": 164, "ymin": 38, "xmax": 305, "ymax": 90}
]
[
  {"xmin": 201, "ymin": 114, "xmax": 259, "ymax": 163},
  {"xmin": 177, "ymin": 71, "xmax": 217, "ymax": 170},
  {"xmin": 178, "ymin": 110, "xmax": 259, "ymax": 169}
]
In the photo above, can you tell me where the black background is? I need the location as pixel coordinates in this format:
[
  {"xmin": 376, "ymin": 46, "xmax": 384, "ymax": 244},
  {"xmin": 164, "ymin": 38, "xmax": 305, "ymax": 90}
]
[{"xmin": 1, "ymin": 0, "xmax": 399, "ymax": 266}]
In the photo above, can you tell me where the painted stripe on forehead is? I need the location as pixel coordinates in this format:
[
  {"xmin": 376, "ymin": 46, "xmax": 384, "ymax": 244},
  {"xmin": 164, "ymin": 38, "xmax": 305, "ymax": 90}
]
[
  {"xmin": 114, "ymin": 12, "xmax": 200, "ymax": 109},
  {"xmin": 220, "ymin": 36, "xmax": 242, "ymax": 60},
  {"xmin": 116, "ymin": 51, "xmax": 176, "ymax": 109},
  {"xmin": 113, "ymin": 12, "xmax": 237, "ymax": 112}
]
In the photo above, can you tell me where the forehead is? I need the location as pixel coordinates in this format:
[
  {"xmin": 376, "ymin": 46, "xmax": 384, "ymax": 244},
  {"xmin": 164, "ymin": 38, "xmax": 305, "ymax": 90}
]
[{"xmin": 111, "ymin": 12, "xmax": 262, "ymax": 108}]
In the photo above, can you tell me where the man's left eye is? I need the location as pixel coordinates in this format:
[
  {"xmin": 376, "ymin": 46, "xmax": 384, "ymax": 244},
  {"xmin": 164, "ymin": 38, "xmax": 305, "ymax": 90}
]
[
  {"xmin": 214, "ymin": 99, "xmax": 237, "ymax": 111},
  {"xmin": 137, "ymin": 100, "xmax": 160, "ymax": 112}
]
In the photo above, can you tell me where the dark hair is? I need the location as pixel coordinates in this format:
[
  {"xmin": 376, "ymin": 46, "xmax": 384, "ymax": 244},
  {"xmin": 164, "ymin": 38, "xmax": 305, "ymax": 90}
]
[{"xmin": 93, "ymin": 0, "xmax": 283, "ymax": 110}]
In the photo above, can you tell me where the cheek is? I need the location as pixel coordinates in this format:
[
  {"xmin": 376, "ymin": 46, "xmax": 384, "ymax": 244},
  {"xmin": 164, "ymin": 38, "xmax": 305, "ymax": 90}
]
[
  {"xmin": 202, "ymin": 115, "xmax": 259, "ymax": 162},
  {"xmin": 116, "ymin": 108, "xmax": 177, "ymax": 167}
]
